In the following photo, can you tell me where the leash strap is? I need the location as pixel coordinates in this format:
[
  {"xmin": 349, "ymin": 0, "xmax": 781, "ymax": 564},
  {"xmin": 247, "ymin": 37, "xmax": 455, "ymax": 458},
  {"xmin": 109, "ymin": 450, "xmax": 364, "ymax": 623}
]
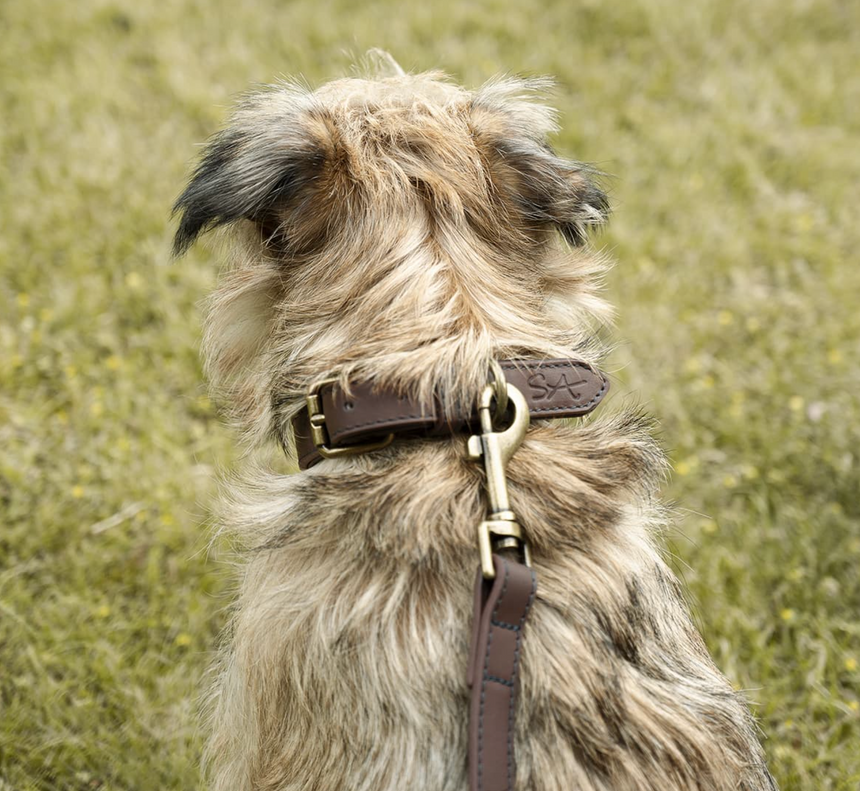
[{"xmin": 467, "ymin": 555, "xmax": 537, "ymax": 791}]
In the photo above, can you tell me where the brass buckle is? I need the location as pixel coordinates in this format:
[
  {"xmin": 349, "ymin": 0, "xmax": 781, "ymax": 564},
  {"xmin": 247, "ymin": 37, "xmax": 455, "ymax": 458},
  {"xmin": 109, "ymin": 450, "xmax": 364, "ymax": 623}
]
[{"xmin": 305, "ymin": 379, "xmax": 395, "ymax": 459}]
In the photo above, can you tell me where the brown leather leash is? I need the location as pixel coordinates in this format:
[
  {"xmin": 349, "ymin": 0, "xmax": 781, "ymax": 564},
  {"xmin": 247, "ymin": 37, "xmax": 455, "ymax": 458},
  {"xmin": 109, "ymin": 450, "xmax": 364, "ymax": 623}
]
[
  {"xmin": 291, "ymin": 358, "xmax": 608, "ymax": 791},
  {"xmin": 467, "ymin": 555, "xmax": 537, "ymax": 791}
]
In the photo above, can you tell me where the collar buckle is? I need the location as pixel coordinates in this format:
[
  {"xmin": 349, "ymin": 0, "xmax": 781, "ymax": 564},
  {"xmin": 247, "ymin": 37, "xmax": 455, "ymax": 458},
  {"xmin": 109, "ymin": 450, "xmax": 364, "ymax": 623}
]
[{"xmin": 305, "ymin": 379, "xmax": 395, "ymax": 459}]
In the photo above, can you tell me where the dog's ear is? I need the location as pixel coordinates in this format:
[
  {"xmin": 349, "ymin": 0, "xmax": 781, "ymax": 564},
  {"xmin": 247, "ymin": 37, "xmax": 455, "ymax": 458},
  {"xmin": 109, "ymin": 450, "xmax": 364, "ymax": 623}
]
[
  {"xmin": 491, "ymin": 140, "xmax": 610, "ymax": 247},
  {"xmin": 172, "ymin": 89, "xmax": 338, "ymax": 257},
  {"xmin": 470, "ymin": 79, "xmax": 609, "ymax": 246}
]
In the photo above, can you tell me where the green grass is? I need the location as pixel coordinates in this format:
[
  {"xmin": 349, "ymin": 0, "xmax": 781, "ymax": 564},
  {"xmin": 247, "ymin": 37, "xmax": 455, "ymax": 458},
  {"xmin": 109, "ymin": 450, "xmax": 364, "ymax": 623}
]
[{"xmin": 1, "ymin": 0, "xmax": 858, "ymax": 787}]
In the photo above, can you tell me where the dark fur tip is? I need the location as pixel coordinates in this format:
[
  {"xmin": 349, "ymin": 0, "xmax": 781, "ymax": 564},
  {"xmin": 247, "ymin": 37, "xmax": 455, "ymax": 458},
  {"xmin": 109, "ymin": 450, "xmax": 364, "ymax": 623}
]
[
  {"xmin": 171, "ymin": 205, "xmax": 201, "ymax": 258},
  {"xmin": 171, "ymin": 190, "xmax": 220, "ymax": 257},
  {"xmin": 585, "ymin": 180, "xmax": 611, "ymax": 220},
  {"xmin": 171, "ymin": 130, "xmax": 247, "ymax": 257},
  {"xmin": 170, "ymin": 121, "xmax": 331, "ymax": 258},
  {"xmin": 561, "ymin": 176, "xmax": 611, "ymax": 247}
]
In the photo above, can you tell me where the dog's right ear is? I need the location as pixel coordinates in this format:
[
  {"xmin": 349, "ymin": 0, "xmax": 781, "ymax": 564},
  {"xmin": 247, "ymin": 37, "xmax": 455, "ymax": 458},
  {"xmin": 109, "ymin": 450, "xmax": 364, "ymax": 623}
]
[
  {"xmin": 470, "ymin": 78, "xmax": 610, "ymax": 247},
  {"xmin": 172, "ymin": 90, "xmax": 339, "ymax": 257}
]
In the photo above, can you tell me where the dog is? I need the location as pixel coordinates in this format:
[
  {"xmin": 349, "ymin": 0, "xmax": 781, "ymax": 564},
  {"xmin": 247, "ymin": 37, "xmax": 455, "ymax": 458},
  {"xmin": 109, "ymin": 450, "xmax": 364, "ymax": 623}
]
[{"xmin": 174, "ymin": 54, "xmax": 776, "ymax": 791}]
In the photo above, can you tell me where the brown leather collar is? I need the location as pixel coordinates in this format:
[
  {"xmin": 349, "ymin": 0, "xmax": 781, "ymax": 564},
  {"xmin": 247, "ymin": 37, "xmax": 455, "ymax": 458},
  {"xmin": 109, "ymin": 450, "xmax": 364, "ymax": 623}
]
[{"xmin": 292, "ymin": 358, "xmax": 609, "ymax": 470}]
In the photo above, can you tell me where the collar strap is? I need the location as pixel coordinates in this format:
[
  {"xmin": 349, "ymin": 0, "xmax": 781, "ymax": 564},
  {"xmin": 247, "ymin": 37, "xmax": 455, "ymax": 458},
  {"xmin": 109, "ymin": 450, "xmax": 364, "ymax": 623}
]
[{"xmin": 292, "ymin": 358, "xmax": 609, "ymax": 470}]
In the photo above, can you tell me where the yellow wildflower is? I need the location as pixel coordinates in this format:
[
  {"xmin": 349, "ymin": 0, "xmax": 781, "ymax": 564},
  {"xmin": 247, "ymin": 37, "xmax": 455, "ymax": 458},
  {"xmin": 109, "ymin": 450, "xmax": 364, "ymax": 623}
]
[
  {"xmin": 742, "ymin": 465, "xmax": 759, "ymax": 480},
  {"xmin": 125, "ymin": 272, "xmax": 144, "ymax": 289},
  {"xmin": 795, "ymin": 213, "xmax": 814, "ymax": 232},
  {"xmin": 684, "ymin": 357, "xmax": 701, "ymax": 374}
]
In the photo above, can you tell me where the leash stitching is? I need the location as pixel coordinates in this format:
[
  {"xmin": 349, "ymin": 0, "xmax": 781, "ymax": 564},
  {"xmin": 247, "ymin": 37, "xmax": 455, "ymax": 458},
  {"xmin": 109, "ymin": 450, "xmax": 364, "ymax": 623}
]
[
  {"xmin": 479, "ymin": 558, "xmax": 510, "ymax": 791},
  {"xmin": 507, "ymin": 566, "xmax": 536, "ymax": 790}
]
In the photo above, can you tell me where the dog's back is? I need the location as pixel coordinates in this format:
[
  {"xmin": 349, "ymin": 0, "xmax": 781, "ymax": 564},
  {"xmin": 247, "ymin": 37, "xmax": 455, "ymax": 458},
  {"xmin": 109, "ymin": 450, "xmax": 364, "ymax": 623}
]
[{"xmin": 174, "ymin": 60, "xmax": 776, "ymax": 790}]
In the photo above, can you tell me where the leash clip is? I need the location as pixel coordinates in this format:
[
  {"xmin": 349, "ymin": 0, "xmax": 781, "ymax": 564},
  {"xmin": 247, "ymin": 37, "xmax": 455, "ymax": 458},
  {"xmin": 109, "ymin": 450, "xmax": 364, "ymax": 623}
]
[{"xmin": 467, "ymin": 376, "xmax": 531, "ymax": 579}]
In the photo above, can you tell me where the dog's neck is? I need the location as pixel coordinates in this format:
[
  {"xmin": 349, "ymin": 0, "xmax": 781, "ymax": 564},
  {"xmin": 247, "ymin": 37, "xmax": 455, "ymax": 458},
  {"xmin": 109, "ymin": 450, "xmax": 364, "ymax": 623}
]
[
  {"xmin": 297, "ymin": 212, "xmax": 599, "ymax": 370},
  {"xmin": 204, "ymin": 209, "xmax": 608, "ymax": 449}
]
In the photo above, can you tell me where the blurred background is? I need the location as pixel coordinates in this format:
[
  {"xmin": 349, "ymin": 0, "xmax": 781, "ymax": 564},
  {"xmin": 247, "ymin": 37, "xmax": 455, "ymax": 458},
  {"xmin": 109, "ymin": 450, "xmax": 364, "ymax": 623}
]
[{"xmin": 1, "ymin": 0, "xmax": 857, "ymax": 787}]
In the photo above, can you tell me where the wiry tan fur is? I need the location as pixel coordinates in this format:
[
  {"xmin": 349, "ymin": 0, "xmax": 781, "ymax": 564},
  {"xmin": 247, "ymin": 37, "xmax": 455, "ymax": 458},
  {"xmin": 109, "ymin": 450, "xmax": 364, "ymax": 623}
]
[{"xmin": 174, "ymin": 54, "xmax": 776, "ymax": 791}]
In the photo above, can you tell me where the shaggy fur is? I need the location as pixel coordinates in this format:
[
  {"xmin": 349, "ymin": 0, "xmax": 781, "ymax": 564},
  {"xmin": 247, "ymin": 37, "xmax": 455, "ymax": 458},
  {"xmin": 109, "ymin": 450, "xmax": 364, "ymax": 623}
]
[{"xmin": 174, "ymin": 55, "xmax": 776, "ymax": 791}]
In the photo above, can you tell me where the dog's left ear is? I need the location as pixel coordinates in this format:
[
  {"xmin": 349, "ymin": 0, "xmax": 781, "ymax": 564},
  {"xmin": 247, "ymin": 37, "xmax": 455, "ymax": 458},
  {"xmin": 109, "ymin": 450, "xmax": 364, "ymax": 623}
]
[
  {"xmin": 172, "ymin": 90, "xmax": 334, "ymax": 257},
  {"xmin": 470, "ymin": 80, "xmax": 610, "ymax": 246}
]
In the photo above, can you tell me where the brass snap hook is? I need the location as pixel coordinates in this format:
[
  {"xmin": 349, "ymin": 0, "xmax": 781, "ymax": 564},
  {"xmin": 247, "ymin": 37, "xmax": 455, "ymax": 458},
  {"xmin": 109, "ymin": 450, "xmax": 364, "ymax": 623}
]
[{"xmin": 467, "ymin": 382, "xmax": 531, "ymax": 579}]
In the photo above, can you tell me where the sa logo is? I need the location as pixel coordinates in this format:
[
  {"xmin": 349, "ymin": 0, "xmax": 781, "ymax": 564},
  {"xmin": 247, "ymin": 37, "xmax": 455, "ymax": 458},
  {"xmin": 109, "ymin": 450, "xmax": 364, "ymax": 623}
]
[{"xmin": 527, "ymin": 371, "xmax": 587, "ymax": 401}]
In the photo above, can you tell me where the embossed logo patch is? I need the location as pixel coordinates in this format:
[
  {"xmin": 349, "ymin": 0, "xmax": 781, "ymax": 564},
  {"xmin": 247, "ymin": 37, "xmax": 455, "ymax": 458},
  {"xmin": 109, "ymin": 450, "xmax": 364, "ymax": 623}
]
[{"xmin": 526, "ymin": 371, "xmax": 589, "ymax": 401}]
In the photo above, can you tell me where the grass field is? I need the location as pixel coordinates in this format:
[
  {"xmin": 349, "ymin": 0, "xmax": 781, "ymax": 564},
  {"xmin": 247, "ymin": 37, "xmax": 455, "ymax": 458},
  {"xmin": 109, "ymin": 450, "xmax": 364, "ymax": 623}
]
[{"xmin": 1, "ymin": 0, "xmax": 858, "ymax": 788}]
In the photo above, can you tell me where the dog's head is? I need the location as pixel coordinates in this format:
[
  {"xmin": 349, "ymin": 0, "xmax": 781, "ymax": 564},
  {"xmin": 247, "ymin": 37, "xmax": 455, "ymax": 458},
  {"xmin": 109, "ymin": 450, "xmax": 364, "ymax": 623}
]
[{"xmin": 174, "ymin": 56, "xmax": 610, "ymax": 447}]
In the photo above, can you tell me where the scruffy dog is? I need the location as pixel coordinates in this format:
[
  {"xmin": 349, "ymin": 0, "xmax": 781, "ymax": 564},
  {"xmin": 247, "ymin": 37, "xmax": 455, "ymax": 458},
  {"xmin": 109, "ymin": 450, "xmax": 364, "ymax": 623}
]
[{"xmin": 174, "ymin": 57, "xmax": 776, "ymax": 790}]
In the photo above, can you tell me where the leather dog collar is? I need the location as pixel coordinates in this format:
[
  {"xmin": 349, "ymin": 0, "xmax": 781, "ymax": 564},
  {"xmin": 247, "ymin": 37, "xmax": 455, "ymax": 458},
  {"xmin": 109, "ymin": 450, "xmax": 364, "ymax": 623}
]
[{"xmin": 292, "ymin": 358, "xmax": 609, "ymax": 469}]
